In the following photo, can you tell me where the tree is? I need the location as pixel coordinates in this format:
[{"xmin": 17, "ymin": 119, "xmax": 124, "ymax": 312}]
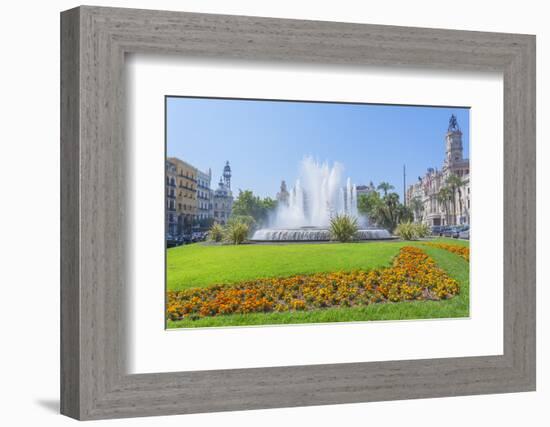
[
  {"xmin": 378, "ymin": 192, "xmax": 400, "ymax": 230},
  {"xmin": 377, "ymin": 182, "xmax": 395, "ymax": 197},
  {"xmin": 395, "ymin": 203, "xmax": 414, "ymax": 225},
  {"xmin": 262, "ymin": 196, "xmax": 278, "ymax": 212},
  {"xmin": 231, "ymin": 190, "xmax": 278, "ymax": 225},
  {"xmin": 232, "ymin": 190, "xmax": 259, "ymax": 217},
  {"xmin": 357, "ymin": 191, "xmax": 382, "ymax": 219},
  {"xmin": 409, "ymin": 197, "xmax": 424, "ymax": 223},
  {"xmin": 369, "ymin": 192, "xmax": 412, "ymax": 233},
  {"xmin": 358, "ymin": 190, "xmax": 411, "ymax": 233},
  {"xmin": 445, "ymin": 174, "xmax": 465, "ymax": 225},
  {"xmin": 437, "ymin": 186, "xmax": 453, "ymax": 225}
]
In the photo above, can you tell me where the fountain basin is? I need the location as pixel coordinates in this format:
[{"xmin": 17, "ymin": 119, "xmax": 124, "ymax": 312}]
[{"xmin": 251, "ymin": 227, "xmax": 393, "ymax": 242}]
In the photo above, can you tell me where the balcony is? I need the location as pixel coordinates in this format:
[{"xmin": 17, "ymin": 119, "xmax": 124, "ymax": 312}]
[
  {"xmin": 179, "ymin": 185, "xmax": 195, "ymax": 191},
  {"xmin": 178, "ymin": 174, "xmax": 197, "ymax": 183}
]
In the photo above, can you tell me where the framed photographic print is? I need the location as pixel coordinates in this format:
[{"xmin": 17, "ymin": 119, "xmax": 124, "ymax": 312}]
[
  {"xmin": 164, "ymin": 97, "xmax": 471, "ymax": 330},
  {"xmin": 61, "ymin": 6, "xmax": 536, "ymax": 420}
]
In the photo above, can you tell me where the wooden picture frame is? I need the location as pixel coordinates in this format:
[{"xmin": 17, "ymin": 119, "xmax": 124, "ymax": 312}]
[{"xmin": 60, "ymin": 5, "xmax": 536, "ymax": 420}]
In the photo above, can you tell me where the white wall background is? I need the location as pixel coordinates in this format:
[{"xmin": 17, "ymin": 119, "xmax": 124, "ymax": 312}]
[{"xmin": 0, "ymin": 1, "xmax": 546, "ymax": 425}]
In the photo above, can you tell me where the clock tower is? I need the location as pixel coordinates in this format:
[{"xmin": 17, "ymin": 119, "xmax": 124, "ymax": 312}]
[{"xmin": 444, "ymin": 114, "xmax": 463, "ymax": 169}]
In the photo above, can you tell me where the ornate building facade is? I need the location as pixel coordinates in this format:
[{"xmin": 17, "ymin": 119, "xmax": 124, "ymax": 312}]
[
  {"xmin": 166, "ymin": 158, "xmax": 234, "ymax": 234},
  {"xmin": 406, "ymin": 115, "xmax": 470, "ymax": 227},
  {"xmin": 196, "ymin": 168, "xmax": 212, "ymax": 221},
  {"xmin": 276, "ymin": 180, "xmax": 290, "ymax": 205},
  {"xmin": 166, "ymin": 160, "xmax": 178, "ymax": 236},
  {"xmin": 168, "ymin": 157, "xmax": 198, "ymax": 234},
  {"xmin": 212, "ymin": 161, "xmax": 233, "ymax": 225},
  {"xmin": 356, "ymin": 182, "xmax": 377, "ymax": 198}
]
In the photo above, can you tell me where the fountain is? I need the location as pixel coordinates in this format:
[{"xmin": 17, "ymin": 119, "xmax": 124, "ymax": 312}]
[{"xmin": 251, "ymin": 157, "xmax": 392, "ymax": 242}]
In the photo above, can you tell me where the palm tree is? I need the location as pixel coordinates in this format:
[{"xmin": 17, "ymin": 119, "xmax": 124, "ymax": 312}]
[
  {"xmin": 437, "ymin": 186, "xmax": 452, "ymax": 226},
  {"xmin": 409, "ymin": 197, "xmax": 424, "ymax": 223},
  {"xmin": 377, "ymin": 182, "xmax": 395, "ymax": 197},
  {"xmin": 445, "ymin": 174, "xmax": 465, "ymax": 225},
  {"xmin": 372, "ymin": 192, "xmax": 400, "ymax": 232}
]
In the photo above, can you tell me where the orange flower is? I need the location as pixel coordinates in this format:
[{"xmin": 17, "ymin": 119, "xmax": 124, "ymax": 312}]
[
  {"xmin": 166, "ymin": 246, "xmax": 461, "ymax": 321},
  {"xmin": 423, "ymin": 242, "xmax": 469, "ymax": 261}
]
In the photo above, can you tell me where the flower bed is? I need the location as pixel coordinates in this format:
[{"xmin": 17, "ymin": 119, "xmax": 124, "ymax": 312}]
[
  {"xmin": 423, "ymin": 242, "xmax": 469, "ymax": 261},
  {"xmin": 166, "ymin": 246, "xmax": 460, "ymax": 321}
]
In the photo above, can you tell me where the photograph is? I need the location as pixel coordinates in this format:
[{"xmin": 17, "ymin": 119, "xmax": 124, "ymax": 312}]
[
  {"xmin": 2, "ymin": 1, "xmax": 540, "ymax": 423},
  {"xmin": 165, "ymin": 97, "xmax": 471, "ymax": 329}
]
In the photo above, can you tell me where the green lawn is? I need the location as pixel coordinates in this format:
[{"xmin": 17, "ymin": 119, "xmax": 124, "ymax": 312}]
[{"xmin": 166, "ymin": 238, "xmax": 469, "ymax": 328}]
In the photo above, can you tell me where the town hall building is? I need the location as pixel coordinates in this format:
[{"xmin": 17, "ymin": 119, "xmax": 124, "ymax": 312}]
[{"xmin": 406, "ymin": 114, "xmax": 470, "ymax": 227}]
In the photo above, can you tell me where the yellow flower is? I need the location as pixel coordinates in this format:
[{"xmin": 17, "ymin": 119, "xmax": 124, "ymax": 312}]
[{"xmin": 166, "ymin": 246, "xmax": 461, "ymax": 320}]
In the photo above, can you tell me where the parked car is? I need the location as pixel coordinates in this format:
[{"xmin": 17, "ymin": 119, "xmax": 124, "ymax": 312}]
[
  {"xmin": 438, "ymin": 226, "xmax": 452, "ymax": 237},
  {"xmin": 441, "ymin": 227, "xmax": 452, "ymax": 237},
  {"xmin": 431, "ymin": 225, "xmax": 443, "ymax": 236},
  {"xmin": 441, "ymin": 226, "xmax": 461, "ymax": 238},
  {"xmin": 191, "ymin": 231, "xmax": 207, "ymax": 242},
  {"xmin": 450, "ymin": 225, "xmax": 469, "ymax": 238},
  {"xmin": 166, "ymin": 234, "xmax": 179, "ymax": 248},
  {"xmin": 166, "ymin": 234, "xmax": 189, "ymax": 247},
  {"xmin": 181, "ymin": 234, "xmax": 193, "ymax": 244},
  {"xmin": 458, "ymin": 226, "xmax": 470, "ymax": 240}
]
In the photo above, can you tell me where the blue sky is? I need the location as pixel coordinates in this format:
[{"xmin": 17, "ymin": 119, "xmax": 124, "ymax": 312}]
[{"xmin": 166, "ymin": 97, "xmax": 469, "ymax": 200}]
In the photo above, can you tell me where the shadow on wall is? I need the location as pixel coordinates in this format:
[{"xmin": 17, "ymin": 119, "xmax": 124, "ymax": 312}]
[{"xmin": 35, "ymin": 399, "xmax": 59, "ymax": 414}]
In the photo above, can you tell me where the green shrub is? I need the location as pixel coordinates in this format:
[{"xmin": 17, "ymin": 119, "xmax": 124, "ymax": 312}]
[
  {"xmin": 415, "ymin": 223, "xmax": 431, "ymax": 238},
  {"xmin": 395, "ymin": 222, "xmax": 430, "ymax": 240},
  {"xmin": 329, "ymin": 214, "xmax": 359, "ymax": 242},
  {"xmin": 209, "ymin": 223, "xmax": 224, "ymax": 242},
  {"xmin": 395, "ymin": 221, "xmax": 417, "ymax": 240},
  {"xmin": 227, "ymin": 215, "xmax": 256, "ymax": 230},
  {"xmin": 223, "ymin": 221, "xmax": 249, "ymax": 245}
]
